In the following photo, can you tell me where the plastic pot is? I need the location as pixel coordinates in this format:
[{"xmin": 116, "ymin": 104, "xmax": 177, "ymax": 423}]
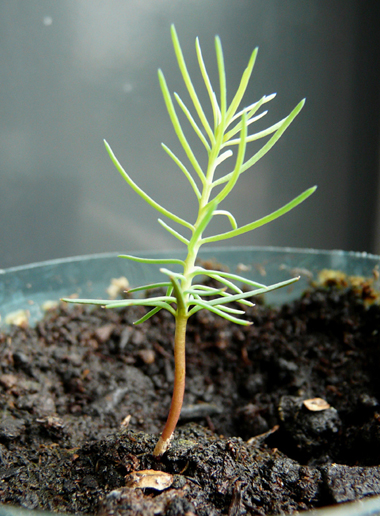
[{"xmin": 1, "ymin": 246, "xmax": 380, "ymax": 516}]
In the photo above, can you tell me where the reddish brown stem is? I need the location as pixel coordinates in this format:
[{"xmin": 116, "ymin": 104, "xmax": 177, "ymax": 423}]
[{"xmin": 153, "ymin": 313, "xmax": 187, "ymax": 456}]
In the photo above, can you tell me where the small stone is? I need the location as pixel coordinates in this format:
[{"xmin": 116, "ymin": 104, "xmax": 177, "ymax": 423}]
[
  {"xmin": 107, "ymin": 277, "xmax": 129, "ymax": 299},
  {"xmin": 131, "ymin": 329, "xmax": 145, "ymax": 346},
  {"xmin": 237, "ymin": 263, "xmax": 251, "ymax": 272},
  {"xmin": 36, "ymin": 416, "xmax": 65, "ymax": 431},
  {"xmin": 359, "ymin": 394, "xmax": 379, "ymax": 408},
  {"xmin": 0, "ymin": 374, "xmax": 18, "ymax": 390},
  {"xmin": 41, "ymin": 300, "xmax": 59, "ymax": 311},
  {"xmin": 125, "ymin": 470, "xmax": 173, "ymax": 491},
  {"xmin": 95, "ymin": 324, "xmax": 115, "ymax": 343},
  {"xmin": 119, "ymin": 327, "xmax": 132, "ymax": 350},
  {"xmin": 5, "ymin": 309, "xmax": 29, "ymax": 327},
  {"xmin": 180, "ymin": 403, "xmax": 223, "ymax": 421},
  {"xmin": 137, "ymin": 349, "xmax": 155, "ymax": 364},
  {"xmin": 12, "ymin": 351, "xmax": 29, "ymax": 366},
  {"xmin": 0, "ymin": 417, "xmax": 25, "ymax": 440}
]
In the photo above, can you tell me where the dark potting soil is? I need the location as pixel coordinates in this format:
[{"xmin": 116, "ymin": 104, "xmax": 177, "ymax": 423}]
[{"xmin": 1, "ymin": 275, "xmax": 380, "ymax": 515}]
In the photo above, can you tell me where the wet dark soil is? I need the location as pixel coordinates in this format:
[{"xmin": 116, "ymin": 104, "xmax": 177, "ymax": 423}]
[{"xmin": 1, "ymin": 277, "xmax": 380, "ymax": 515}]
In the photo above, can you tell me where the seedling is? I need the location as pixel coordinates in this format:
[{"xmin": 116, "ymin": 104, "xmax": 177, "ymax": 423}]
[{"xmin": 62, "ymin": 26, "xmax": 316, "ymax": 456}]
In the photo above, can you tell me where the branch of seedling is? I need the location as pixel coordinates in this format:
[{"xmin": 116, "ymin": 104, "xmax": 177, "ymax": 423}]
[{"xmin": 62, "ymin": 25, "xmax": 316, "ymax": 457}]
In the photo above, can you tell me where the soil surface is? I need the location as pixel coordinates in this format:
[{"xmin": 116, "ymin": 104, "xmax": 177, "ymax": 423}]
[{"xmin": 1, "ymin": 273, "xmax": 380, "ymax": 515}]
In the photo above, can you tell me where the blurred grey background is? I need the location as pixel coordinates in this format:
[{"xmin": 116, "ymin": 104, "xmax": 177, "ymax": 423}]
[{"xmin": 1, "ymin": 0, "xmax": 379, "ymax": 268}]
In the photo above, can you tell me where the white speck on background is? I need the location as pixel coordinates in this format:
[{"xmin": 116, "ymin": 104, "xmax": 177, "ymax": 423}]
[
  {"xmin": 43, "ymin": 16, "xmax": 53, "ymax": 26},
  {"xmin": 122, "ymin": 82, "xmax": 133, "ymax": 93}
]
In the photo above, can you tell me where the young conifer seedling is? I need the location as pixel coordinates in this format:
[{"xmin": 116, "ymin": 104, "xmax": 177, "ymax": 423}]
[{"xmin": 62, "ymin": 25, "xmax": 316, "ymax": 456}]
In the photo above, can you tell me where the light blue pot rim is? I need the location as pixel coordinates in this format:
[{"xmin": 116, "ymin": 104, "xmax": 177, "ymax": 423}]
[{"xmin": 2, "ymin": 245, "xmax": 380, "ymax": 275}]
